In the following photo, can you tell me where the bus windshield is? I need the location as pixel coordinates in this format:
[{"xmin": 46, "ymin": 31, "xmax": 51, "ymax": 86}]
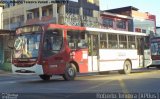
[
  {"xmin": 150, "ymin": 37, "xmax": 160, "ymax": 56},
  {"xmin": 151, "ymin": 42, "xmax": 160, "ymax": 55},
  {"xmin": 13, "ymin": 33, "xmax": 41, "ymax": 58}
]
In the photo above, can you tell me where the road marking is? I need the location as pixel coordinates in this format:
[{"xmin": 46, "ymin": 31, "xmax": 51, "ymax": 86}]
[
  {"xmin": 79, "ymin": 80, "xmax": 113, "ymax": 93},
  {"xmin": 127, "ymin": 70, "xmax": 160, "ymax": 78},
  {"xmin": 0, "ymin": 73, "xmax": 12, "ymax": 76},
  {"xmin": 130, "ymin": 70, "xmax": 160, "ymax": 75},
  {"xmin": 118, "ymin": 79, "xmax": 132, "ymax": 99},
  {"xmin": 0, "ymin": 81, "xmax": 16, "ymax": 85}
]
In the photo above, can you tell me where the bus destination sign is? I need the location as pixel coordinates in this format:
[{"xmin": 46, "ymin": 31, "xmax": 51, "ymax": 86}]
[{"xmin": 16, "ymin": 25, "xmax": 42, "ymax": 34}]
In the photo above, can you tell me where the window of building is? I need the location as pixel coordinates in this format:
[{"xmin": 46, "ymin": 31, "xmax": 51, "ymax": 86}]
[
  {"xmin": 100, "ymin": 33, "xmax": 107, "ymax": 48},
  {"xmin": 128, "ymin": 20, "xmax": 133, "ymax": 31},
  {"xmin": 49, "ymin": 8, "xmax": 53, "ymax": 16},
  {"xmin": 116, "ymin": 20, "xmax": 126, "ymax": 29},
  {"xmin": 135, "ymin": 28, "xmax": 141, "ymax": 32},
  {"xmin": 128, "ymin": 36, "xmax": 136, "ymax": 49},
  {"xmin": 27, "ymin": 13, "xmax": 32, "ymax": 20},
  {"xmin": 119, "ymin": 35, "xmax": 127, "ymax": 49},
  {"xmin": 108, "ymin": 34, "xmax": 118, "ymax": 48},
  {"xmin": 150, "ymin": 31, "xmax": 154, "ymax": 34},
  {"xmin": 3, "ymin": 19, "xmax": 9, "ymax": 25},
  {"xmin": 66, "ymin": 7, "xmax": 79, "ymax": 14},
  {"xmin": 83, "ymin": 9, "xmax": 93, "ymax": 17},
  {"xmin": 34, "ymin": 11, "xmax": 39, "ymax": 18},
  {"xmin": 42, "ymin": 9, "xmax": 47, "ymax": 16},
  {"xmin": 20, "ymin": 15, "xmax": 24, "ymax": 21},
  {"xmin": 17, "ymin": 15, "xmax": 24, "ymax": 22},
  {"xmin": 10, "ymin": 17, "xmax": 16, "ymax": 23},
  {"xmin": 142, "ymin": 29, "xmax": 146, "ymax": 33},
  {"xmin": 102, "ymin": 18, "xmax": 114, "ymax": 28}
]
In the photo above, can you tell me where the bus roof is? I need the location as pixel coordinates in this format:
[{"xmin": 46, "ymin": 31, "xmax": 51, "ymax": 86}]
[
  {"xmin": 17, "ymin": 24, "xmax": 148, "ymax": 36},
  {"xmin": 86, "ymin": 27, "xmax": 148, "ymax": 36}
]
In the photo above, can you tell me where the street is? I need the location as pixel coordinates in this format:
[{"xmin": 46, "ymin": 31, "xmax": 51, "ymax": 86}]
[{"xmin": 0, "ymin": 68, "xmax": 160, "ymax": 99}]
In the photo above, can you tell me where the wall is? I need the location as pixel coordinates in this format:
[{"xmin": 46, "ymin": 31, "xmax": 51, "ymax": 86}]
[{"xmin": 0, "ymin": 7, "xmax": 2, "ymax": 29}]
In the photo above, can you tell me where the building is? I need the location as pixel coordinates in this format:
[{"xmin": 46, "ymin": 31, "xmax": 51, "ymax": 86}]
[
  {"xmin": 3, "ymin": 0, "xmax": 100, "ymax": 30},
  {"xmin": 1, "ymin": 0, "xmax": 100, "ymax": 71},
  {"xmin": 103, "ymin": 6, "xmax": 156, "ymax": 34},
  {"xmin": 0, "ymin": 2, "xmax": 157, "ymax": 71},
  {"xmin": 0, "ymin": 3, "xmax": 4, "ymax": 29},
  {"xmin": 0, "ymin": 3, "xmax": 15, "ymax": 70},
  {"xmin": 100, "ymin": 11, "xmax": 132, "ymax": 31},
  {"xmin": 156, "ymin": 27, "xmax": 160, "ymax": 36}
]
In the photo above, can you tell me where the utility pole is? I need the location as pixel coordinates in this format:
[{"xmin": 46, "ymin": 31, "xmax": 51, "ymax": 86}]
[{"xmin": 79, "ymin": 0, "xmax": 84, "ymax": 26}]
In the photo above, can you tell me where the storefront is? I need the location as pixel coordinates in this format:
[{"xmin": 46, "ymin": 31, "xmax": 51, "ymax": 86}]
[{"xmin": 0, "ymin": 30, "xmax": 14, "ymax": 71}]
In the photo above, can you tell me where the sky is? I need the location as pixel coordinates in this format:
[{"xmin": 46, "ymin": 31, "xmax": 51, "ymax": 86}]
[{"xmin": 99, "ymin": 0, "xmax": 160, "ymax": 26}]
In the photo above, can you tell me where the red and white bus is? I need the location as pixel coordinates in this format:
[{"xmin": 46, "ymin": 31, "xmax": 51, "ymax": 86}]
[
  {"xmin": 10, "ymin": 24, "xmax": 151, "ymax": 81},
  {"xmin": 150, "ymin": 37, "xmax": 160, "ymax": 68}
]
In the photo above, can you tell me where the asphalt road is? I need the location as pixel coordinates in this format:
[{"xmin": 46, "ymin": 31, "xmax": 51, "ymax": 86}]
[{"xmin": 0, "ymin": 68, "xmax": 160, "ymax": 99}]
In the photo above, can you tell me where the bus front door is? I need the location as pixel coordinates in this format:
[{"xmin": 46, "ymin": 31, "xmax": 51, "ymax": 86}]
[
  {"xmin": 88, "ymin": 34, "xmax": 99, "ymax": 72},
  {"xmin": 137, "ymin": 37, "xmax": 145, "ymax": 67}
]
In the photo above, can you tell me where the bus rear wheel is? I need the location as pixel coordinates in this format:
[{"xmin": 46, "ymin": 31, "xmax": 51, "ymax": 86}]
[
  {"xmin": 119, "ymin": 60, "xmax": 132, "ymax": 74},
  {"xmin": 63, "ymin": 63, "xmax": 77, "ymax": 81},
  {"xmin": 156, "ymin": 66, "xmax": 160, "ymax": 70},
  {"xmin": 39, "ymin": 75, "xmax": 51, "ymax": 81}
]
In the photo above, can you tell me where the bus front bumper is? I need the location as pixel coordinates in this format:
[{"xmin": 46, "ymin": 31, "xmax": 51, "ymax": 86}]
[{"xmin": 12, "ymin": 64, "xmax": 44, "ymax": 75}]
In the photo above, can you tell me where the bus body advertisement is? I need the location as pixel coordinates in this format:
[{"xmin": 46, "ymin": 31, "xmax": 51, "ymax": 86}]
[{"xmin": 10, "ymin": 24, "xmax": 151, "ymax": 81}]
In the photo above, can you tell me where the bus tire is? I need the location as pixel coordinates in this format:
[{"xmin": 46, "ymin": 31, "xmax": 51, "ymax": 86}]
[
  {"xmin": 63, "ymin": 63, "xmax": 77, "ymax": 81},
  {"xmin": 39, "ymin": 75, "xmax": 51, "ymax": 81},
  {"xmin": 119, "ymin": 60, "xmax": 132, "ymax": 74},
  {"xmin": 156, "ymin": 66, "xmax": 160, "ymax": 69}
]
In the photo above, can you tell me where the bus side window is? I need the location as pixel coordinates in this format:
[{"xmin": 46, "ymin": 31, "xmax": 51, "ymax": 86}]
[
  {"xmin": 67, "ymin": 31, "xmax": 87, "ymax": 49},
  {"xmin": 77, "ymin": 39, "xmax": 87, "ymax": 48}
]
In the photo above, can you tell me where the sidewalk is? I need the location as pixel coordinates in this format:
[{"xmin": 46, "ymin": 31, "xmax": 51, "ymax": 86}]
[{"xmin": 0, "ymin": 70, "xmax": 10, "ymax": 74}]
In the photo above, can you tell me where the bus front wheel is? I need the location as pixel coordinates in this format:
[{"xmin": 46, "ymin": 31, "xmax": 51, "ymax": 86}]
[
  {"xmin": 119, "ymin": 60, "xmax": 132, "ymax": 74},
  {"xmin": 39, "ymin": 75, "xmax": 51, "ymax": 81},
  {"xmin": 63, "ymin": 63, "xmax": 77, "ymax": 81}
]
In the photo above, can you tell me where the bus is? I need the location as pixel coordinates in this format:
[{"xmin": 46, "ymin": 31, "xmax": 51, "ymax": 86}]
[
  {"xmin": 10, "ymin": 24, "xmax": 151, "ymax": 81},
  {"xmin": 150, "ymin": 37, "xmax": 160, "ymax": 69}
]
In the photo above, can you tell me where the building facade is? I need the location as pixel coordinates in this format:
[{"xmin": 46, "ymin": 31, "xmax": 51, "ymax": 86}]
[
  {"xmin": 156, "ymin": 27, "xmax": 160, "ymax": 36},
  {"xmin": 0, "ymin": 4, "xmax": 3, "ymax": 29},
  {"xmin": 0, "ymin": 2, "xmax": 157, "ymax": 71},
  {"xmin": 1, "ymin": 0, "xmax": 100, "ymax": 71},
  {"xmin": 3, "ymin": 0, "xmax": 100, "ymax": 30},
  {"xmin": 100, "ymin": 11, "xmax": 133, "ymax": 31},
  {"xmin": 104, "ymin": 6, "xmax": 156, "ymax": 34}
]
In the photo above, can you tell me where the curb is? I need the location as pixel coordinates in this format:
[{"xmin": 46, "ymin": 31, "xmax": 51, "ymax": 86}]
[{"xmin": 0, "ymin": 70, "xmax": 11, "ymax": 74}]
